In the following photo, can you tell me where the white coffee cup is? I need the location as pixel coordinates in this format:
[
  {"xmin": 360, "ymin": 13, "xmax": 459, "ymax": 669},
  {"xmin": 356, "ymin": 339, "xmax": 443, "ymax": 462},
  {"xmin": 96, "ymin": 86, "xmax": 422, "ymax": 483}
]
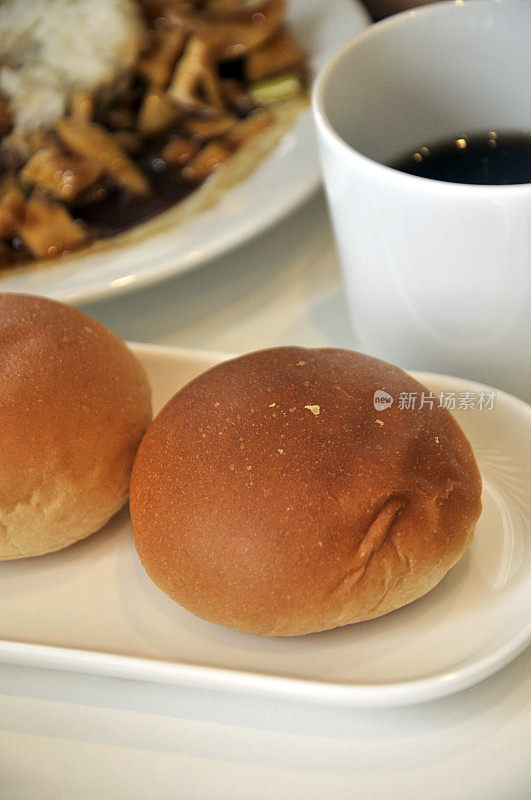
[{"xmin": 312, "ymin": 0, "xmax": 531, "ymax": 399}]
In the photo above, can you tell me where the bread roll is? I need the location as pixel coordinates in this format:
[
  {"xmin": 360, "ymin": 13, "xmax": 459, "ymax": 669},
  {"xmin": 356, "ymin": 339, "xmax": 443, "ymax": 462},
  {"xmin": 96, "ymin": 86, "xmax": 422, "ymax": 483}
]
[
  {"xmin": 130, "ymin": 347, "xmax": 482, "ymax": 636},
  {"xmin": 0, "ymin": 293, "xmax": 151, "ymax": 559}
]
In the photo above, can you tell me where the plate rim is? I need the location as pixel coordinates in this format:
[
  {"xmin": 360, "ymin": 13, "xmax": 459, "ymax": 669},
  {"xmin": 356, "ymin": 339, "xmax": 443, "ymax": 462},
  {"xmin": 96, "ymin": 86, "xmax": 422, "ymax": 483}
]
[
  {"xmin": 0, "ymin": 621, "xmax": 529, "ymax": 709},
  {"xmin": 0, "ymin": 342, "xmax": 529, "ymax": 708}
]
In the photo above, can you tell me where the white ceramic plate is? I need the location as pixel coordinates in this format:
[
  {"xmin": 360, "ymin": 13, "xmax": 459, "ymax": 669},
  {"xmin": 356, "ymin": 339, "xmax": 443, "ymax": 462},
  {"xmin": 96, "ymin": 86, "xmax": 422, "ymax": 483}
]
[
  {"xmin": 0, "ymin": 344, "xmax": 529, "ymax": 708},
  {"xmin": 0, "ymin": 0, "xmax": 370, "ymax": 305}
]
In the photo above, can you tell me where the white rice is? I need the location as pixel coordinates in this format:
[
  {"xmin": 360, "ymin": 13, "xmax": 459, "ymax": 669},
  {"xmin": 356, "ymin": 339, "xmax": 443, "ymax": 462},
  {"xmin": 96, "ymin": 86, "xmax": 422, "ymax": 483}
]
[{"xmin": 0, "ymin": 0, "xmax": 143, "ymax": 133}]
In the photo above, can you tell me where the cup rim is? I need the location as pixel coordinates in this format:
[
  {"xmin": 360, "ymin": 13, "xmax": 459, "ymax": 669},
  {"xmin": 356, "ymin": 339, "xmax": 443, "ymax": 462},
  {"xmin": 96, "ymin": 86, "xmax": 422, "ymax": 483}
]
[{"xmin": 312, "ymin": 0, "xmax": 531, "ymax": 195}]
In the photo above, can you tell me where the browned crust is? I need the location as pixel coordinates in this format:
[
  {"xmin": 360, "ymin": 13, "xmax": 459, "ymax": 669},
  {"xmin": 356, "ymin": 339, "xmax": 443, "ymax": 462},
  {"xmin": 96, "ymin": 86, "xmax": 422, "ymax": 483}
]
[
  {"xmin": 0, "ymin": 292, "xmax": 152, "ymax": 559},
  {"xmin": 130, "ymin": 347, "xmax": 482, "ymax": 636}
]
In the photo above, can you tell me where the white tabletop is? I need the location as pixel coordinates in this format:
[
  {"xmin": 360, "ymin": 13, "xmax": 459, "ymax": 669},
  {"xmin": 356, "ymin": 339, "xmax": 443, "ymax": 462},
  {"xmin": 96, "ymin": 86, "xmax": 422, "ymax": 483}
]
[
  {"xmin": 81, "ymin": 191, "xmax": 353, "ymax": 356},
  {"xmin": 1, "ymin": 191, "xmax": 530, "ymax": 799}
]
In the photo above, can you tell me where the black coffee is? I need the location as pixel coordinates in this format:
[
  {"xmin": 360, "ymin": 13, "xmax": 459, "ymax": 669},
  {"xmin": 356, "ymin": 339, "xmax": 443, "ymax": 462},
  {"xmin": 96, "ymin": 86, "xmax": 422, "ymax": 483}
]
[{"xmin": 389, "ymin": 131, "xmax": 531, "ymax": 185}]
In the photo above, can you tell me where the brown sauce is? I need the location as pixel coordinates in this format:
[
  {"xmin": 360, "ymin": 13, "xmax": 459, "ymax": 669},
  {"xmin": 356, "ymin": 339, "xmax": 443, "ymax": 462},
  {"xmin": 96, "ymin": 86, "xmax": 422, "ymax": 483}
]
[
  {"xmin": 71, "ymin": 141, "xmax": 203, "ymax": 238},
  {"xmin": 0, "ymin": 157, "xmax": 203, "ymax": 271}
]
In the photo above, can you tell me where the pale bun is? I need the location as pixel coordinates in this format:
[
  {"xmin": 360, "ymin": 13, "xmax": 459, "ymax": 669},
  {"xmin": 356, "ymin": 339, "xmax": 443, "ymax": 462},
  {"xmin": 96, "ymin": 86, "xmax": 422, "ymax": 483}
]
[
  {"xmin": 130, "ymin": 347, "xmax": 482, "ymax": 636},
  {"xmin": 0, "ymin": 293, "xmax": 151, "ymax": 559}
]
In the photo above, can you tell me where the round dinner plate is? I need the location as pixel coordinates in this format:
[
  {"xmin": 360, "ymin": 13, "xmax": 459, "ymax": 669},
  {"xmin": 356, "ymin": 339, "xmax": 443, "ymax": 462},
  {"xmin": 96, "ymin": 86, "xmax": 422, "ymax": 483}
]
[
  {"xmin": 0, "ymin": 0, "xmax": 370, "ymax": 304},
  {"xmin": 0, "ymin": 345, "xmax": 529, "ymax": 707}
]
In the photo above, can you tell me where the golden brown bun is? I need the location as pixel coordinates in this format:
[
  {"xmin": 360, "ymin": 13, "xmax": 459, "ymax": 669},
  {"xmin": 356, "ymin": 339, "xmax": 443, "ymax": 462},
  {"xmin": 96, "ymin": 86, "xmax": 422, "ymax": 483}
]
[
  {"xmin": 130, "ymin": 347, "xmax": 482, "ymax": 636},
  {"xmin": 0, "ymin": 293, "xmax": 152, "ymax": 559}
]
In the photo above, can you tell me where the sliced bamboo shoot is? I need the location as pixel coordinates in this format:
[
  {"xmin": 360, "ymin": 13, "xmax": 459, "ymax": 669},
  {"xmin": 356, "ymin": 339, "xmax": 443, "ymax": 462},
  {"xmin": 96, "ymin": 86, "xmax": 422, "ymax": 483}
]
[
  {"xmin": 69, "ymin": 91, "xmax": 94, "ymax": 122},
  {"xmin": 138, "ymin": 28, "xmax": 187, "ymax": 90},
  {"xmin": 183, "ymin": 140, "xmax": 231, "ymax": 179},
  {"xmin": 18, "ymin": 199, "xmax": 88, "ymax": 258},
  {"xmin": 21, "ymin": 148, "xmax": 102, "ymax": 201},
  {"xmin": 168, "ymin": 37, "xmax": 224, "ymax": 112},
  {"xmin": 56, "ymin": 119, "xmax": 150, "ymax": 196},
  {"xmin": 0, "ymin": 178, "xmax": 25, "ymax": 239},
  {"xmin": 138, "ymin": 92, "xmax": 180, "ymax": 136},
  {"xmin": 226, "ymin": 108, "xmax": 272, "ymax": 145},
  {"xmin": 185, "ymin": 113, "xmax": 238, "ymax": 139},
  {"xmin": 161, "ymin": 137, "xmax": 200, "ymax": 165},
  {"xmin": 245, "ymin": 26, "xmax": 304, "ymax": 82}
]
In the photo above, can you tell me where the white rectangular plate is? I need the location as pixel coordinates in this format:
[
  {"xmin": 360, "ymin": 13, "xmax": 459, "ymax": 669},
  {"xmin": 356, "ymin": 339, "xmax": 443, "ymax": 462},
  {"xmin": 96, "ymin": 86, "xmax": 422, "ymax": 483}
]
[{"xmin": 0, "ymin": 344, "xmax": 529, "ymax": 707}]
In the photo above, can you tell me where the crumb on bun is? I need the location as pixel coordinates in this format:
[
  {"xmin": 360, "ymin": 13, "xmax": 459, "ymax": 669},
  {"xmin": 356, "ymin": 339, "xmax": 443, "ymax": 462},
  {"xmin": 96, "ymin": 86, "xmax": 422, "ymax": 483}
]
[{"xmin": 130, "ymin": 347, "xmax": 482, "ymax": 636}]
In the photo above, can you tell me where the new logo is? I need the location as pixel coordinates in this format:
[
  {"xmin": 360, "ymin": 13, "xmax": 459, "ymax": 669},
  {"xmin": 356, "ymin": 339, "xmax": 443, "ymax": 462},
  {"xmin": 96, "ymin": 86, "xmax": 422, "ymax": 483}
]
[{"xmin": 373, "ymin": 390, "xmax": 394, "ymax": 411}]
